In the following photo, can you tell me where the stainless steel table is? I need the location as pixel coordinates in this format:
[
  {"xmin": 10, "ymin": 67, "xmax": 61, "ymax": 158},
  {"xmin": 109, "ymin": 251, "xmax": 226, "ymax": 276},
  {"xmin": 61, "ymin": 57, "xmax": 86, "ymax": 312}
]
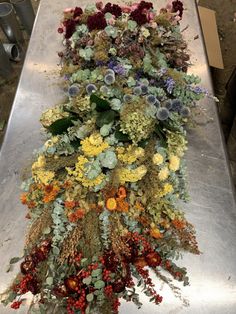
[{"xmin": 0, "ymin": 1, "xmax": 236, "ymax": 313}]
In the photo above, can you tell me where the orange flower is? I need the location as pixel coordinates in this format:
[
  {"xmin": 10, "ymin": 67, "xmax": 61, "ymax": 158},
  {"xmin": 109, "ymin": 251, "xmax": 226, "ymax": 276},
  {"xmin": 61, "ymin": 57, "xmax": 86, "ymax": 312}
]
[
  {"xmin": 116, "ymin": 198, "xmax": 129, "ymax": 212},
  {"xmin": 43, "ymin": 185, "xmax": 60, "ymax": 203},
  {"xmin": 117, "ymin": 186, "xmax": 127, "ymax": 199},
  {"xmin": 106, "ymin": 198, "xmax": 117, "ymax": 211},
  {"xmin": 63, "ymin": 180, "xmax": 73, "ymax": 189},
  {"xmin": 134, "ymin": 257, "xmax": 147, "ymax": 268},
  {"xmin": 68, "ymin": 213, "xmax": 77, "ymax": 223},
  {"xmin": 150, "ymin": 228, "xmax": 163, "ymax": 239},
  {"xmin": 75, "ymin": 208, "xmax": 85, "ymax": 219},
  {"xmin": 65, "ymin": 200, "xmax": 76, "ymax": 209},
  {"xmin": 27, "ymin": 201, "xmax": 36, "ymax": 209},
  {"xmin": 20, "ymin": 193, "xmax": 28, "ymax": 205},
  {"xmin": 172, "ymin": 219, "xmax": 186, "ymax": 230}
]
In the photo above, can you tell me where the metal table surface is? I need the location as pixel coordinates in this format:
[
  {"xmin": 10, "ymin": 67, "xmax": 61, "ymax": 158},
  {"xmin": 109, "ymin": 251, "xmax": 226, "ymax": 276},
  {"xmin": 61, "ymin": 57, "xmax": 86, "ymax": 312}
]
[{"xmin": 0, "ymin": 0, "xmax": 236, "ymax": 313}]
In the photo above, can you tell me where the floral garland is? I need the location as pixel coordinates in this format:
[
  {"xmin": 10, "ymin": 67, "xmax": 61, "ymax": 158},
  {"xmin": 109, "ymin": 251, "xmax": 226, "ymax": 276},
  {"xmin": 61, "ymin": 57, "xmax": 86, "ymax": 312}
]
[{"xmin": 2, "ymin": 1, "xmax": 208, "ymax": 313}]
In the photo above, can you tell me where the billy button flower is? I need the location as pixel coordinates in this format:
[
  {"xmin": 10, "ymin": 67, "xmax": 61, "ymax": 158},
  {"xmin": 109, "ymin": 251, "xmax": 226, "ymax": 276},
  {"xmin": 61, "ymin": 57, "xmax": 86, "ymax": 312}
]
[{"xmin": 106, "ymin": 197, "xmax": 117, "ymax": 211}]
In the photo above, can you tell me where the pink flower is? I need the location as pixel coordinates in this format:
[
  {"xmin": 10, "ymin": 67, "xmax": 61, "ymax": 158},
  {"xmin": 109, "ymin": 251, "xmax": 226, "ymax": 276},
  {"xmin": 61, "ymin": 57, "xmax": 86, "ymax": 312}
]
[
  {"xmin": 121, "ymin": 5, "xmax": 132, "ymax": 13},
  {"xmin": 64, "ymin": 8, "xmax": 74, "ymax": 14},
  {"xmin": 107, "ymin": 17, "xmax": 116, "ymax": 25},
  {"xmin": 147, "ymin": 11, "xmax": 155, "ymax": 22},
  {"xmin": 96, "ymin": 1, "xmax": 103, "ymax": 10}
]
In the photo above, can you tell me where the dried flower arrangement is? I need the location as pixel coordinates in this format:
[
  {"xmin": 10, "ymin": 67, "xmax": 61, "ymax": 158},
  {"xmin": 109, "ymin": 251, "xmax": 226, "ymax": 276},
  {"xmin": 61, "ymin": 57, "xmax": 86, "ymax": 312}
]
[{"xmin": 2, "ymin": 1, "xmax": 210, "ymax": 313}]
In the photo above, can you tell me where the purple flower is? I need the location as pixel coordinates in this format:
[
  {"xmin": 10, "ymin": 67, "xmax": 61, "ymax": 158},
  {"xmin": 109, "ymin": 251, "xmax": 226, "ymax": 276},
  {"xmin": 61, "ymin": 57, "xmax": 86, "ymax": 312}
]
[
  {"xmin": 192, "ymin": 86, "xmax": 207, "ymax": 95},
  {"xmin": 165, "ymin": 77, "xmax": 175, "ymax": 94},
  {"xmin": 113, "ymin": 64, "xmax": 127, "ymax": 76}
]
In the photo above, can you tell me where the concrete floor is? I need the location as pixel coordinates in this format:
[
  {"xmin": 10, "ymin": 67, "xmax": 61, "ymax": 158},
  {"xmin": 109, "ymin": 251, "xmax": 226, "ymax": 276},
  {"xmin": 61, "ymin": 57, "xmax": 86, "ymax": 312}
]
[{"xmin": 0, "ymin": 0, "xmax": 236, "ymax": 183}]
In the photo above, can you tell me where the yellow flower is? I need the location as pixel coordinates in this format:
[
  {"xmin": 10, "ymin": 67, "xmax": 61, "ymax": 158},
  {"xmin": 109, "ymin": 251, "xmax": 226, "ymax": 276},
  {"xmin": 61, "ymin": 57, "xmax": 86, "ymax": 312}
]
[
  {"xmin": 81, "ymin": 133, "xmax": 109, "ymax": 157},
  {"xmin": 31, "ymin": 155, "xmax": 55, "ymax": 185},
  {"xmin": 169, "ymin": 155, "xmax": 180, "ymax": 172},
  {"xmin": 40, "ymin": 105, "xmax": 69, "ymax": 127},
  {"xmin": 116, "ymin": 145, "xmax": 145, "ymax": 164},
  {"xmin": 153, "ymin": 153, "xmax": 164, "ymax": 166},
  {"xmin": 158, "ymin": 167, "xmax": 169, "ymax": 181},
  {"xmin": 32, "ymin": 155, "xmax": 46, "ymax": 170},
  {"xmin": 156, "ymin": 183, "xmax": 174, "ymax": 198},
  {"xmin": 118, "ymin": 165, "xmax": 147, "ymax": 184}
]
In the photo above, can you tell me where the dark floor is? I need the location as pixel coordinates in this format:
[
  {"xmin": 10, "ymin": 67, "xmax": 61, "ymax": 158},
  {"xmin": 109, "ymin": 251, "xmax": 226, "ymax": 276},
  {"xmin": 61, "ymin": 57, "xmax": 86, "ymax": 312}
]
[{"xmin": 0, "ymin": 0, "xmax": 236, "ymax": 183}]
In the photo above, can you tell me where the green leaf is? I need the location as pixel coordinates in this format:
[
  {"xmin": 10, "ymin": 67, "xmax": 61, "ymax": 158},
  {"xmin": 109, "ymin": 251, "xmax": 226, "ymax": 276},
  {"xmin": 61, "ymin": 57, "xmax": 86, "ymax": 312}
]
[
  {"xmin": 86, "ymin": 293, "xmax": 94, "ymax": 302},
  {"xmin": 46, "ymin": 277, "xmax": 54, "ymax": 285},
  {"xmin": 91, "ymin": 268, "xmax": 102, "ymax": 277},
  {"xmin": 90, "ymin": 94, "xmax": 110, "ymax": 112},
  {"xmin": 70, "ymin": 139, "xmax": 81, "ymax": 149},
  {"xmin": 9, "ymin": 256, "xmax": 22, "ymax": 264},
  {"xmin": 96, "ymin": 110, "xmax": 116, "ymax": 128},
  {"xmin": 83, "ymin": 276, "xmax": 92, "ymax": 285},
  {"xmin": 47, "ymin": 117, "xmax": 74, "ymax": 135},
  {"xmin": 114, "ymin": 129, "xmax": 130, "ymax": 142},
  {"xmin": 94, "ymin": 280, "xmax": 105, "ymax": 289}
]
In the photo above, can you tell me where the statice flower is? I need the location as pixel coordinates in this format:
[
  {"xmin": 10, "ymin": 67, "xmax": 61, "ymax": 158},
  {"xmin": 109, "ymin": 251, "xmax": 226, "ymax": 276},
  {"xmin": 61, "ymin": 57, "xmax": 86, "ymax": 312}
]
[
  {"xmin": 86, "ymin": 83, "xmax": 97, "ymax": 95},
  {"xmin": 113, "ymin": 64, "xmax": 127, "ymax": 76},
  {"xmin": 156, "ymin": 107, "xmax": 170, "ymax": 121},
  {"xmin": 68, "ymin": 84, "xmax": 80, "ymax": 97},
  {"xmin": 165, "ymin": 77, "xmax": 175, "ymax": 94}
]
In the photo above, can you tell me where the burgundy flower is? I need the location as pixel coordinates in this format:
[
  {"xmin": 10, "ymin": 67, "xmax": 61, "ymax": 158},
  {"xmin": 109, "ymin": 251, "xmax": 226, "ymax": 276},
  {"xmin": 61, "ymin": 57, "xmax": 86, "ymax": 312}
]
[
  {"xmin": 73, "ymin": 7, "xmax": 83, "ymax": 18},
  {"xmin": 26, "ymin": 277, "xmax": 40, "ymax": 295},
  {"xmin": 130, "ymin": 9, "xmax": 148, "ymax": 25},
  {"xmin": 103, "ymin": 3, "xmax": 122, "ymax": 18},
  {"xmin": 63, "ymin": 19, "xmax": 76, "ymax": 39},
  {"xmin": 87, "ymin": 12, "xmax": 107, "ymax": 31},
  {"xmin": 20, "ymin": 259, "xmax": 36, "ymax": 275},
  {"xmin": 138, "ymin": 1, "xmax": 153, "ymax": 11},
  {"xmin": 145, "ymin": 252, "xmax": 162, "ymax": 267},
  {"xmin": 172, "ymin": 0, "xmax": 184, "ymax": 18},
  {"xmin": 112, "ymin": 278, "xmax": 126, "ymax": 293}
]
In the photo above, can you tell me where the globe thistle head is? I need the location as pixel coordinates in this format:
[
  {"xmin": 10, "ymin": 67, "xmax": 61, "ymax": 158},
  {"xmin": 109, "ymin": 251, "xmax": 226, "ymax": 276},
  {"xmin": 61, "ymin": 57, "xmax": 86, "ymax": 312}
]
[
  {"xmin": 133, "ymin": 86, "xmax": 142, "ymax": 96},
  {"xmin": 86, "ymin": 83, "xmax": 97, "ymax": 95},
  {"xmin": 100, "ymin": 85, "xmax": 109, "ymax": 95},
  {"xmin": 141, "ymin": 84, "xmax": 149, "ymax": 95},
  {"xmin": 104, "ymin": 74, "xmax": 115, "ymax": 85},
  {"xmin": 154, "ymin": 100, "xmax": 161, "ymax": 108},
  {"xmin": 68, "ymin": 84, "xmax": 80, "ymax": 97},
  {"xmin": 163, "ymin": 100, "xmax": 172, "ymax": 110},
  {"xmin": 105, "ymin": 69, "xmax": 115, "ymax": 76},
  {"xmin": 171, "ymin": 99, "xmax": 183, "ymax": 112},
  {"xmin": 156, "ymin": 107, "xmax": 170, "ymax": 121},
  {"xmin": 123, "ymin": 94, "xmax": 133, "ymax": 103},
  {"xmin": 180, "ymin": 106, "xmax": 191, "ymax": 117},
  {"xmin": 146, "ymin": 94, "xmax": 157, "ymax": 105}
]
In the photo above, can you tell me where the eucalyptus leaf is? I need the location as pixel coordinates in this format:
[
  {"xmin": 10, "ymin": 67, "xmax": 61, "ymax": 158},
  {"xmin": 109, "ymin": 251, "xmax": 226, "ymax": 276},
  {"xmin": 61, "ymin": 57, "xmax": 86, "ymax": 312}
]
[
  {"xmin": 46, "ymin": 277, "xmax": 54, "ymax": 285},
  {"xmin": 86, "ymin": 293, "xmax": 94, "ymax": 302},
  {"xmin": 94, "ymin": 280, "xmax": 105, "ymax": 289},
  {"xmin": 9, "ymin": 256, "xmax": 22, "ymax": 264},
  {"xmin": 91, "ymin": 268, "xmax": 102, "ymax": 277},
  {"xmin": 83, "ymin": 276, "xmax": 92, "ymax": 285}
]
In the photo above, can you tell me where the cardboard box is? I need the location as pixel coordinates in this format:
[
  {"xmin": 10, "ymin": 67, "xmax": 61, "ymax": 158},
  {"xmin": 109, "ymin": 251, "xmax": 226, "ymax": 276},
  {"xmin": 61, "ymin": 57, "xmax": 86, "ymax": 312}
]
[{"xmin": 198, "ymin": 6, "xmax": 224, "ymax": 69}]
